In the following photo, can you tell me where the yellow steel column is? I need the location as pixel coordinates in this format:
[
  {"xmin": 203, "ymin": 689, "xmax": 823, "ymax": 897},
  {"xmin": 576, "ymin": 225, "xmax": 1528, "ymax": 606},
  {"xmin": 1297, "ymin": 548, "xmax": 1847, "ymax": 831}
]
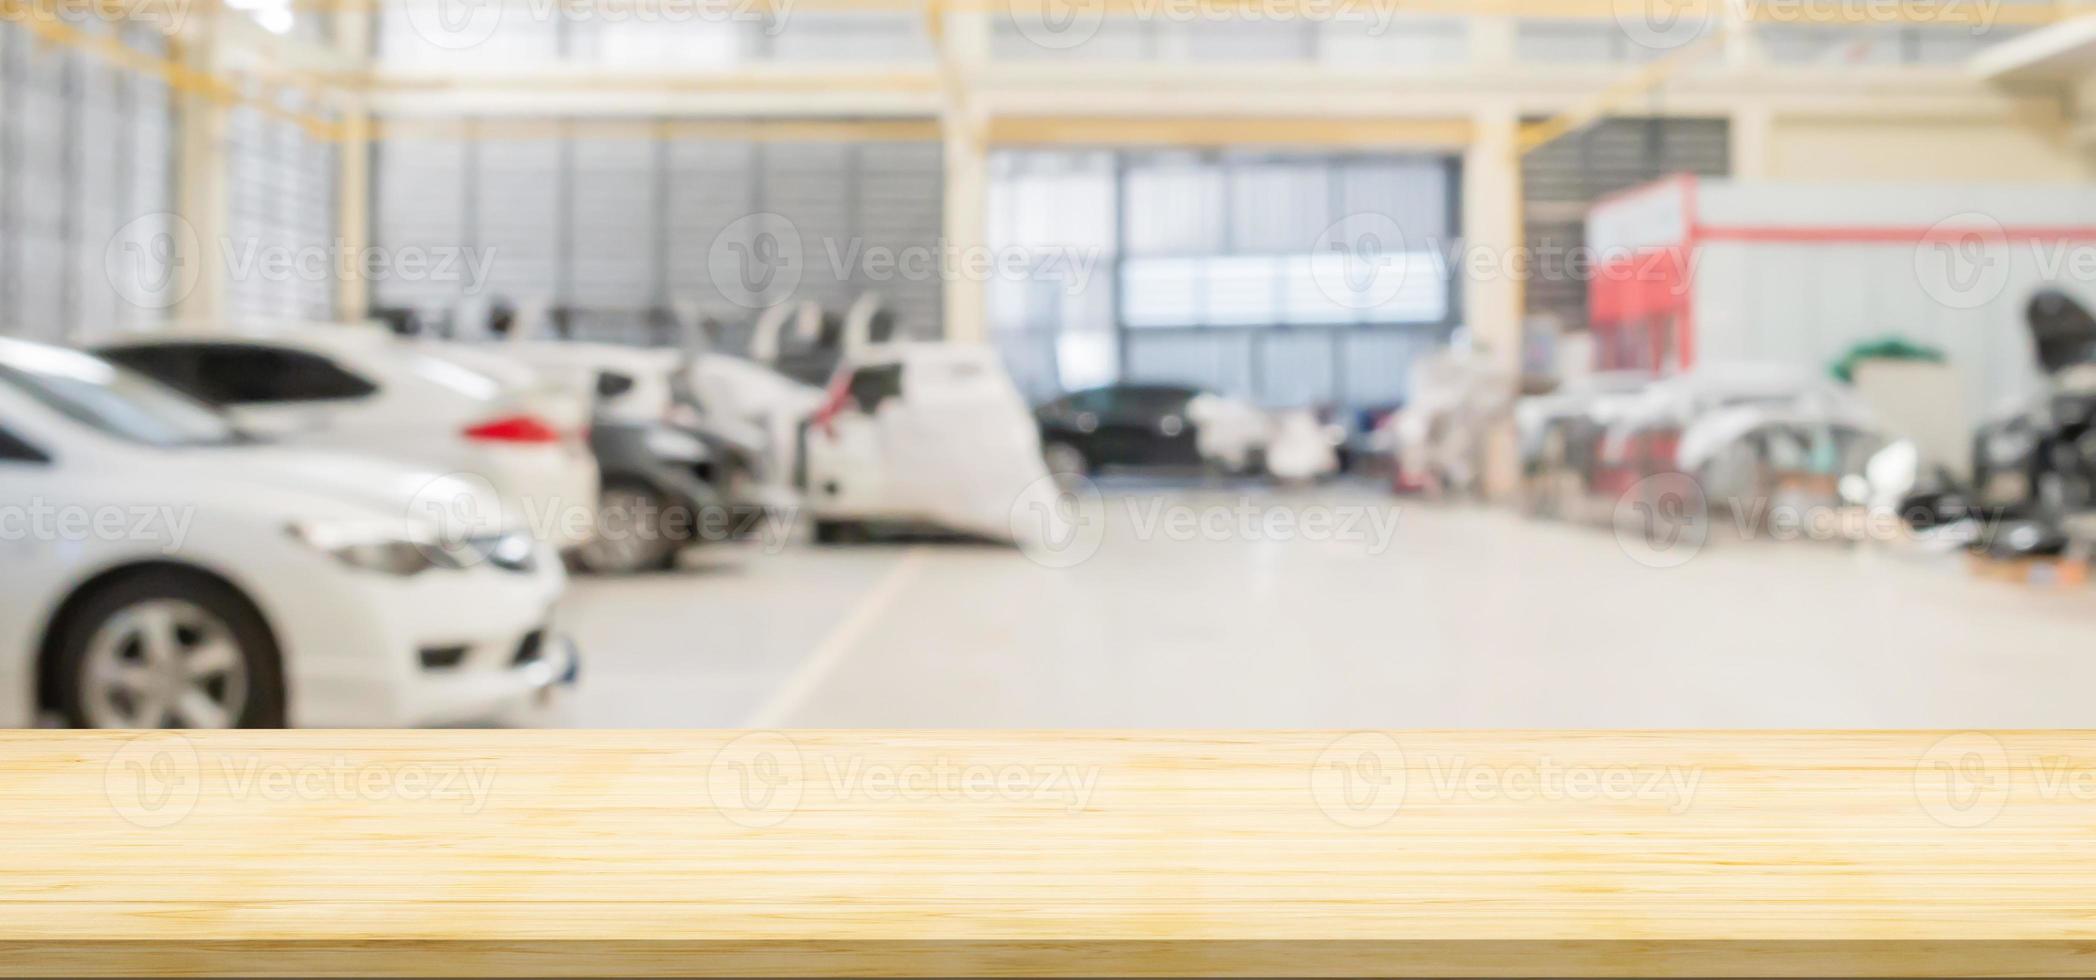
[
  {"xmin": 334, "ymin": 5, "xmax": 372, "ymax": 322},
  {"xmin": 929, "ymin": 0, "xmax": 989, "ymax": 344},
  {"xmin": 172, "ymin": 20, "xmax": 229, "ymax": 324}
]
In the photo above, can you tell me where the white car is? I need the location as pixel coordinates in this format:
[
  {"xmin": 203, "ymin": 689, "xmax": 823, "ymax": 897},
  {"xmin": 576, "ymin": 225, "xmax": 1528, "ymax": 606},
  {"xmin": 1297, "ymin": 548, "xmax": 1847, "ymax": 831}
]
[
  {"xmin": 0, "ymin": 339, "xmax": 576, "ymax": 728},
  {"xmin": 91, "ymin": 325, "xmax": 600, "ymax": 553},
  {"xmin": 802, "ymin": 343, "xmax": 1066, "ymax": 545}
]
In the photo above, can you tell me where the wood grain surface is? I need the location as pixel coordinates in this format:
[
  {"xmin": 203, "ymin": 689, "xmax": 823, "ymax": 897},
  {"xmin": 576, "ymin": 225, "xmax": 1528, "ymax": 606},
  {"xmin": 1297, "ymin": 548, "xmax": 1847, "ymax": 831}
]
[{"xmin": 3, "ymin": 730, "xmax": 2095, "ymax": 977}]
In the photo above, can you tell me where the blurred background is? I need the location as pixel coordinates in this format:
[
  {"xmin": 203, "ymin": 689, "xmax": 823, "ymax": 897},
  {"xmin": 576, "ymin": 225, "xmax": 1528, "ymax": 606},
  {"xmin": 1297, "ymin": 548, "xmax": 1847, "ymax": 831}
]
[{"xmin": 3, "ymin": 0, "xmax": 2096, "ymax": 730}]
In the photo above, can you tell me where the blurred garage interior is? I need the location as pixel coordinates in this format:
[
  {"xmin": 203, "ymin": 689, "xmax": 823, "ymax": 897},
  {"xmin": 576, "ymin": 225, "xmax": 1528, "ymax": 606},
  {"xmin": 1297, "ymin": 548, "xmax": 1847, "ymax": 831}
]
[{"xmin": 4, "ymin": 0, "xmax": 2096, "ymax": 729}]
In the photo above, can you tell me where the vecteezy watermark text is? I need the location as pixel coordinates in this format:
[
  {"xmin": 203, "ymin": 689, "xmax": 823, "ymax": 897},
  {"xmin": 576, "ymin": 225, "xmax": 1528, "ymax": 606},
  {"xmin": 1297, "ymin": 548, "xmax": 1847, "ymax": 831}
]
[
  {"xmin": 709, "ymin": 213, "xmax": 1105, "ymax": 309},
  {"xmin": 1006, "ymin": 0, "xmax": 1405, "ymax": 50},
  {"xmin": 1010, "ymin": 478, "xmax": 1406, "ymax": 569},
  {"xmin": 1913, "ymin": 732, "xmax": 2096, "ymax": 829},
  {"xmin": 0, "ymin": 500, "xmax": 195, "ymax": 554},
  {"xmin": 104, "ymin": 734, "xmax": 499, "ymax": 829},
  {"xmin": 1310, "ymin": 733, "xmax": 1704, "ymax": 828},
  {"xmin": 106, "ymin": 214, "xmax": 499, "ymax": 311},
  {"xmin": 1613, "ymin": 0, "xmax": 2008, "ymax": 52},
  {"xmin": 705, "ymin": 732, "xmax": 1103, "ymax": 828},
  {"xmin": 400, "ymin": 0, "xmax": 790, "ymax": 51}
]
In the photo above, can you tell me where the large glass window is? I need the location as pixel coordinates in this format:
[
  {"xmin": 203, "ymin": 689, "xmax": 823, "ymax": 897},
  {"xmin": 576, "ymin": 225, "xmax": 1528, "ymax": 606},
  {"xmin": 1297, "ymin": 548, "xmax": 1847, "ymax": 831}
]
[{"xmin": 1117, "ymin": 153, "xmax": 1454, "ymax": 329}]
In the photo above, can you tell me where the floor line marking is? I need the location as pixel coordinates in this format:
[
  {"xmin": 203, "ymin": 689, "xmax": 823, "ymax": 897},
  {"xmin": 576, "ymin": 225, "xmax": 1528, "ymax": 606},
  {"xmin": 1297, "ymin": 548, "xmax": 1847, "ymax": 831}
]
[{"xmin": 744, "ymin": 546, "xmax": 929, "ymax": 728}]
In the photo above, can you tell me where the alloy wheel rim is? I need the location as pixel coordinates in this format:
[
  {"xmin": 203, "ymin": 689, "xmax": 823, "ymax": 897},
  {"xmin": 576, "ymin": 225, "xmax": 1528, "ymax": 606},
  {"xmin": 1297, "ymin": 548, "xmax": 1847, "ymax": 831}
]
[
  {"xmin": 82, "ymin": 599, "xmax": 248, "ymax": 728},
  {"xmin": 583, "ymin": 488, "xmax": 662, "ymax": 571}
]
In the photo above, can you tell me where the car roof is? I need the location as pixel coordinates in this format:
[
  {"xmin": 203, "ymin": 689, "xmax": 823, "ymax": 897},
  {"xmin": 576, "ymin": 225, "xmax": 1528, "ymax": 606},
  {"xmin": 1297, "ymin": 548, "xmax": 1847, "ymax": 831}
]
[
  {"xmin": 0, "ymin": 336, "xmax": 122, "ymax": 376},
  {"xmin": 90, "ymin": 322, "xmax": 397, "ymax": 354}
]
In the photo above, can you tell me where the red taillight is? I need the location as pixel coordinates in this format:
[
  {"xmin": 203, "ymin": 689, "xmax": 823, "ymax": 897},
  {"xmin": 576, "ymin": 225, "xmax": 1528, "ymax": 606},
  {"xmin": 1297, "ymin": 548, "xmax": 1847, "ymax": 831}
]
[
  {"xmin": 812, "ymin": 369, "xmax": 854, "ymax": 438},
  {"xmin": 464, "ymin": 415, "xmax": 563, "ymax": 444}
]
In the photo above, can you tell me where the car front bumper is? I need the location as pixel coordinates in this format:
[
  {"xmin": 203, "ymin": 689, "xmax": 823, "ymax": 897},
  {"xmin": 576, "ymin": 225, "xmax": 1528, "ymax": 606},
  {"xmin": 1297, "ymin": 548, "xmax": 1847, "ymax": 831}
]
[{"xmin": 258, "ymin": 545, "xmax": 581, "ymax": 727}]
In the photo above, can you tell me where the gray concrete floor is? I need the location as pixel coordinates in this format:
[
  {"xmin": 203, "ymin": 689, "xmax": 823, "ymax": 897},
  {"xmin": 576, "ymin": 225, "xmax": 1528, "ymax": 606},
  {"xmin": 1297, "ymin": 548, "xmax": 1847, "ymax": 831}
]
[{"xmin": 560, "ymin": 482, "xmax": 2096, "ymax": 728}]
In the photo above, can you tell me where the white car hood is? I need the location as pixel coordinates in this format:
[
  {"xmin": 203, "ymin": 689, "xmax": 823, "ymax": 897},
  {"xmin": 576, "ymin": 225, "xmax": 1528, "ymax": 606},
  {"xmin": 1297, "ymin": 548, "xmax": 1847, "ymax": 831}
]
[{"xmin": 169, "ymin": 445, "xmax": 509, "ymax": 534}]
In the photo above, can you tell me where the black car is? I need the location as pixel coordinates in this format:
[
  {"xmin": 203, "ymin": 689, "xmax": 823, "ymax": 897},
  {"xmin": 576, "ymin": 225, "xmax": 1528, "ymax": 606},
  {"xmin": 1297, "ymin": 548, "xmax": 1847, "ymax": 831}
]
[
  {"xmin": 576, "ymin": 370, "xmax": 773, "ymax": 575},
  {"xmin": 1036, "ymin": 383, "xmax": 1206, "ymax": 476}
]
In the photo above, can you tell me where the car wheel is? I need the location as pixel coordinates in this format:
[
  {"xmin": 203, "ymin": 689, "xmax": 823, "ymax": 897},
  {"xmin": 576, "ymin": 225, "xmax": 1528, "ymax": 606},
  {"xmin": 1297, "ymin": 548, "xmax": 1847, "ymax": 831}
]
[
  {"xmin": 1042, "ymin": 442, "xmax": 1090, "ymax": 480},
  {"xmin": 55, "ymin": 570, "xmax": 285, "ymax": 729},
  {"xmin": 577, "ymin": 483, "xmax": 683, "ymax": 575},
  {"xmin": 813, "ymin": 519, "xmax": 866, "ymax": 545}
]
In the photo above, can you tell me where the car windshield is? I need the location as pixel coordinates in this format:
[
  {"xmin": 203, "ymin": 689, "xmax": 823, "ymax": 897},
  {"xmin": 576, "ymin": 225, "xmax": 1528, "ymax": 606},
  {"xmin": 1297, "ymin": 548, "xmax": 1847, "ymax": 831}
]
[{"xmin": 0, "ymin": 341, "xmax": 243, "ymax": 448}]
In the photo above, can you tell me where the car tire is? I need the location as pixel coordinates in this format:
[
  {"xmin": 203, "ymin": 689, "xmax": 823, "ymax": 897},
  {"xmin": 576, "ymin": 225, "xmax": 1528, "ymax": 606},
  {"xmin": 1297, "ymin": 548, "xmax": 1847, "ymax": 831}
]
[
  {"xmin": 1042, "ymin": 441, "xmax": 1090, "ymax": 480},
  {"xmin": 813, "ymin": 520, "xmax": 866, "ymax": 545},
  {"xmin": 577, "ymin": 482, "xmax": 684, "ymax": 575},
  {"xmin": 53, "ymin": 569, "xmax": 286, "ymax": 729}
]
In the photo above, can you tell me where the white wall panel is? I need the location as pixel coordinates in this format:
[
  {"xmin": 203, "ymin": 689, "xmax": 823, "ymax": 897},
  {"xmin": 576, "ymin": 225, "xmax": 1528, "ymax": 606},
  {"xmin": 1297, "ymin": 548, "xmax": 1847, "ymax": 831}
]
[
  {"xmin": 1318, "ymin": 16, "xmax": 1466, "ymax": 65},
  {"xmin": 991, "ymin": 19, "xmax": 1150, "ymax": 60},
  {"xmin": 567, "ymin": 18, "xmax": 746, "ymax": 64},
  {"xmin": 765, "ymin": 13, "xmax": 927, "ymax": 60},
  {"xmin": 1153, "ymin": 21, "xmax": 1314, "ymax": 61},
  {"xmin": 377, "ymin": 0, "xmax": 563, "ymax": 66}
]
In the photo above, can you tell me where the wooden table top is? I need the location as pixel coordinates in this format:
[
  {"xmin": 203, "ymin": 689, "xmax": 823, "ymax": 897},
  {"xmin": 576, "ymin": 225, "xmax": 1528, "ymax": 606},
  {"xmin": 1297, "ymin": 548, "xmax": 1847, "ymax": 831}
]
[{"xmin": 4, "ymin": 729, "xmax": 2094, "ymax": 977}]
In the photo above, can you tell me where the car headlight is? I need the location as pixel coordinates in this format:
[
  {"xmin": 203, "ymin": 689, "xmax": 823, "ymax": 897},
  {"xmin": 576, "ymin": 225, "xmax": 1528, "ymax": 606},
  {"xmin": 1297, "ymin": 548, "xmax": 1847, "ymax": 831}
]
[{"xmin": 288, "ymin": 521, "xmax": 447, "ymax": 577}]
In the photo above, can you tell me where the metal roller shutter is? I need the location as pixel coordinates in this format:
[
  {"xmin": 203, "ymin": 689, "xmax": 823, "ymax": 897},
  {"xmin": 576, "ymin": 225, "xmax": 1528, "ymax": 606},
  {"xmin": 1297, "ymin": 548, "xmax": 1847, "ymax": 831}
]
[
  {"xmin": 759, "ymin": 140, "xmax": 855, "ymax": 316},
  {"xmin": 7, "ymin": 28, "xmax": 70, "ymax": 340},
  {"xmin": 225, "ymin": 107, "xmax": 336, "ymax": 323},
  {"xmin": 372, "ymin": 135, "xmax": 469, "ymax": 315},
  {"xmin": 470, "ymin": 133, "xmax": 562, "ymax": 311},
  {"xmin": 854, "ymin": 141, "xmax": 943, "ymax": 340},
  {"xmin": 121, "ymin": 31, "xmax": 175, "ymax": 331},
  {"xmin": 569, "ymin": 136, "xmax": 657, "ymax": 332},
  {"xmin": 371, "ymin": 123, "xmax": 947, "ymax": 348},
  {"xmin": 664, "ymin": 136, "xmax": 760, "ymax": 338}
]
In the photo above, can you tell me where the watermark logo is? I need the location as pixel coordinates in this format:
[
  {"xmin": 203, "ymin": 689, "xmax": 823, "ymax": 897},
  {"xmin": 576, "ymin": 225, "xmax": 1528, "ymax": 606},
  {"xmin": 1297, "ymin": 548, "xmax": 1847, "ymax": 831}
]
[
  {"xmin": 823, "ymin": 756, "xmax": 1102, "ymax": 812},
  {"xmin": 1311, "ymin": 732, "xmax": 1407, "ymax": 828},
  {"xmin": 1003, "ymin": 0, "xmax": 1402, "ymax": 47},
  {"xmin": 403, "ymin": 0, "xmax": 787, "ymax": 47},
  {"xmin": 1311, "ymin": 213, "xmax": 1409, "ymax": 311},
  {"xmin": 105, "ymin": 213, "xmax": 200, "ymax": 311},
  {"xmin": 1613, "ymin": 0, "xmax": 1723, "ymax": 50},
  {"xmin": 106, "ymin": 218, "xmax": 498, "ymax": 308},
  {"xmin": 710, "ymin": 213, "xmax": 804, "ymax": 310},
  {"xmin": 105, "ymin": 733, "xmax": 201, "ymax": 829},
  {"xmin": 407, "ymin": 472, "xmax": 510, "ymax": 568},
  {"xmin": 1613, "ymin": 472, "xmax": 1709, "ymax": 569},
  {"xmin": 1011, "ymin": 473, "xmax": 1108, "ymax": 569},
  {"xmin": 1914, "ymin": 732, "xmax": 2011, "ymax": 829},
  {"xmin": 405, "ymin": 0, "xmax": 506, "ymax": 50},
  {"xmin": 1915, "ymin": 212, "xmax": 2011, "ymax": 310},
  {"xmin": 1006, "ymin": 0, "xmax": 1103, "ymax": 49},
  {"xmin": 1012, "ymin": 482, "xmax": 1407, "ymax": 570},
  {"xmin": 707, "ymin": 731, "xmax": 805, "ymax": 828},
  {"xmin": 1, "ymin": 0, "xmax": 192, "ymax": 36},
  {"xmin": 709, "ymin": 212, "xmax": 1102, "ymax": 310}
]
